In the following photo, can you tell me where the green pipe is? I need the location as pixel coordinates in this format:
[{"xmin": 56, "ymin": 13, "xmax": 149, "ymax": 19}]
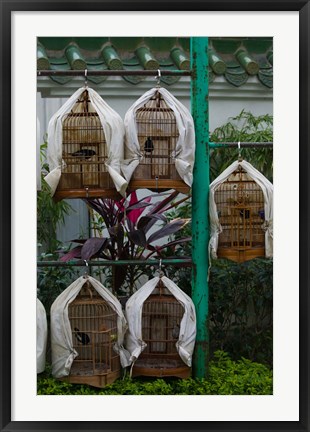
[
  {"xmin": 135, "ymin": 46, "xmax": 159, "ymax": 70},
  {"xmin": 170, "ymin": 47, "xmax": 190, "ymax": 70},
  {"xmin": 208, "ymin": 48, "xmax": 226, "ymax": 75},
  {"xmin": 37, "ymin": 259, "xmax": 192, "ymax": 267},
  {"xmin": 37, "ymin": 44, "xmax": 50, "ymax": 70},
  {"xmin": 102, "ymin": 45, "xmax": 123, "ymax": 70},
  {"xmin": 236, "ymin": 49, "xmax": 259, "ymax": 75},
  {"xmin": 267, "ymin": 50, "xmax": 273, "ymax": 65},
  {"xmin": 65, "ymin": 45, "xmax": 87, "ymax": 70},
  {"xmin": 191, "ymin": 37, "xmax": 210, "ymax": 378}
]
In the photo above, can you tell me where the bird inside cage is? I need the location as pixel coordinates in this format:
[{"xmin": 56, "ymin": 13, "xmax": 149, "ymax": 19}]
[
  {"xmin": 66, "ymin": 281, "xmax": 121, "ymax": 387},
  {"xmin": 135, "ymin": 91, "xmax": 179, "ymax": 182},
  {"xmin": 215, "ymin": 166, "xmax": 266, "ymax": 262},
  {"xmin": 132, "ymin": 280, "xmax": 191, "ymax": 378},
  {"xmin": 59, "ymin": 89, "xmax": 111, "ymax": 192}
]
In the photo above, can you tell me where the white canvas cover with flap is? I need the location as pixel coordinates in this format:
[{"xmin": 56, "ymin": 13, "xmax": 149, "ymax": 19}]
[
  {"xmin": 44, "ymin": 87, "xmax": 128, "ymax": 196},
  {"xmin": 122, "ymin": 87, "xmax": 195, "ymax": 187},
  {"xmin": 37, "ymin": 298, "xmax": 48, "ymax": 374},
  {"xmin": 50, "ymin": 275, "xmax": 131, "ymax": 378},
  {"xmin": 125, "ymin": 276, "xmax": 196, "ymax": 367},
  {"xmin": 209, "ymin": 159, "xmax": 273, "ymax": 259}
]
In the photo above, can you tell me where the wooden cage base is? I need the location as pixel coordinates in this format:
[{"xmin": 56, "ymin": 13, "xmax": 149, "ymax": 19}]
[
  {"xmin": 59, "ymin": 368, "xmax": 120, "ymax": 388},
  {"xmin": 53, "ymin": 188, "xmax": 123, "ymax": 202},
  {"xmin": 218, "ymin": 246, "xmax": 265, "ymax": 263},
  {"xmin": 128, "ymin": 179, "xmax": 190, "ymax": 194},
  {"xmin": 131, "ymin": 358, "xmax": 191, "ymax": 379}
]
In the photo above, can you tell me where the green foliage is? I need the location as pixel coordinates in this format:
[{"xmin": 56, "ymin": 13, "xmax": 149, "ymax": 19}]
[
  {"xmin": 37, "ymin": 351, "xmax": 272, "ymax": 395},
  {"xmin": 60, "ymin": 191, "xmax": 191, "ymax": 295},
  {"xmin": 37, "ymin": 141, "xmax": 73, "ymax": 253},
  {"xmin": 210, "ymin": 110, "xmax": 273, "ymax": 182},
  {"xmin": 37, "ymin": 252, "xmax": 80, "ymax": 315},
  {"xmin": 209, "ymin": 258, "xmax": 273, "ymax": 366}
]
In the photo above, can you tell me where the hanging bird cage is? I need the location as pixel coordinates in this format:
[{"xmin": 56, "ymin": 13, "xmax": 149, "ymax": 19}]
[
  {"xmin": 126, "ymin": 277, "xmax": 196, "ymax": 379},
  {"xmin": 45, "ymin": 87, "xmax": 127, "ymax": 201},
  {"xmin": 123, "ymin": 88, "xmax": 195, "ymax": 193},
  {"xmin": 212, "ymin": 162, "xmax": 272, "ymax": 263},
  {"xmin": 63, "ymin": 282, "xmax": 121, "ymax": 388},
  {"xmin": 50, "ymin": 274, "xmax": 130, "ymax": 388},
  {"xmin": 55, "ymin": 89, "xmax": 119, "ymax": 200}
]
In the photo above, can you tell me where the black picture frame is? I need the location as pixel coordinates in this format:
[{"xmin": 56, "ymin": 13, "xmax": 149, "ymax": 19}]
[{"xmin": 1, "ymin": 1, "xmax": 309, "ymax": 431}]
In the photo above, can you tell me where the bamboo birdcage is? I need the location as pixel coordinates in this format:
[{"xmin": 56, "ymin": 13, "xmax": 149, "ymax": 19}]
[
  {"xmin": 215, "ymin": 165, "xmax": 266, "ymax": 263},
  {"xmin": 62, "ymin": 282, "xmax": 121, "ymax": 388},
  {"xmin": 55, "ymin": 89, "xmax": 120, "ymax": 201},
  {"xmin": 131, "ymin": 280, "xmax": 191, "ymax": 378},
  {"xmin": 129, "ymin": 91, "xmax": 190, "ymax": 193}
]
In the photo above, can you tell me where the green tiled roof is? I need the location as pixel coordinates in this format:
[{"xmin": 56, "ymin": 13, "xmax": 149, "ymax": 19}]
[{"xmin": 37, "ymin": 37, "xmax": 273, "ymax": 88}]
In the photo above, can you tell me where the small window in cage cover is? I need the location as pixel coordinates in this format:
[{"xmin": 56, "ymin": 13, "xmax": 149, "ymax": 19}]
[{"xmin": 209, "ymin": 159, "xmax": 273, "ymax": 263}]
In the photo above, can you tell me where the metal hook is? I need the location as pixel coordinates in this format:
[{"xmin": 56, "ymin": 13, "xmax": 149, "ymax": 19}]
[
  {"xmin": 83, "ymin": 259, "xmax": 89, "ymax": 277},
  {"xmin": 238, "ymin": 141, "xmax": 242, "ymax": 161},
  {"xmin": 158, "ymin": 259, "xmax": 163, "ymax": 278},
  {"xmin": 84, "ymin": 69, "xmax": 88, "ymax": 88},
  {"xmin": 155, "ymin": 69, "xmax": 161, "ymax": 87}
]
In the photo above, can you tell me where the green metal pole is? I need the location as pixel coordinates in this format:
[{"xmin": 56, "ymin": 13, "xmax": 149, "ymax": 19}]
[{"xmin": 191, "ymin": 37, "xmax": 210, "ymax": 378}]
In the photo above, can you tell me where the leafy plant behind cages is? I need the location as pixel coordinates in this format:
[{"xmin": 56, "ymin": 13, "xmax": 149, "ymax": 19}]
[
  {"xmin": 59, "ymin": 190, "xmax": 191, "ymax": 295},
  {"xmin": 37, "ymin": 140, "xmax": 73, "ymax": 253},
  {"xmin": 210, "ymin": 110, "xmax": 273, "ymax": 182},
  {"xmin": 209, "ymin": 258, "xmax": 273, "ymax": 366}
]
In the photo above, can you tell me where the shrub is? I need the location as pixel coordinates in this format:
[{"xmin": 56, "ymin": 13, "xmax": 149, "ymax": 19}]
[
  {"xmin": 209, "ymin": 258, "xmax": 273, "ymax": 366},
  {"xmin": 37, "ymin": 351, "xmax": 272, "ymax": 396}
]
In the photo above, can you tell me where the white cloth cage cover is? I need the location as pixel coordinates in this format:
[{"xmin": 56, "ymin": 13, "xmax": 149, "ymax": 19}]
[
  {"xmin": 125, "ymin": 276, "xmax": 196, "ymax": 367},
  {"xmin": 50, "ymin": 275, "xmax": 131, "ymax": 378},
  {"xmin": 44, "ymin": 87, "xmax": 128, "ymax": 197},
  {"xmin": 209, "ymin": 159, "xmax": 273, "ymax": 259},
  {"xmin": 37, "ymin": 298, "xmax": 47, "ymax": 374},
  {"xmin": 122, "ymin": 87, "xmax": 195, "ymax": 187}
]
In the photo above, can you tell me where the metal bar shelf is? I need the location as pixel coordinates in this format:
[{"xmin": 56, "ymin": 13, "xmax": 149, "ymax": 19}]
[
  {"xmin": 37, "ymin": 69, "xmax": 192, "ymax": 77},
  {"xmin": 37, "ymin": 259, "xmax": 192, "ymax": 267},
  {"xmin": 209, "ymin": 142, "xmax": 273, "ymax": 148}
]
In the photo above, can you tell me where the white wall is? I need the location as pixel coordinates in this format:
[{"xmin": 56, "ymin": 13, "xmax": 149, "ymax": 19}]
[{"xmin": 37, "ymin": 76, "xmax": 272, "ymax": 133}]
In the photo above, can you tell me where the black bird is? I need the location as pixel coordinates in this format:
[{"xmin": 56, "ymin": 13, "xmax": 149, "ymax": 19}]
[
  {"xmin": 144, "ymin": 137, "xmax": 154, "ymax": 154},
  {"xmin": 172, "ymin": 323, "xmax": 180, "ymax": 339},
  {"xmin": 74, "ymin": 327, "xmax": 90, "ymax": 345},
  {"xmin": 70, "ymin": 149, "xmax": 96, "ymax": 159},
  {"xmin": 258, "ymin": 209, "xmax": 265, "ymax": 220},
  {"xmin": 239, "ymin": 209, "xmax": 250, "ymax": 219}
]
